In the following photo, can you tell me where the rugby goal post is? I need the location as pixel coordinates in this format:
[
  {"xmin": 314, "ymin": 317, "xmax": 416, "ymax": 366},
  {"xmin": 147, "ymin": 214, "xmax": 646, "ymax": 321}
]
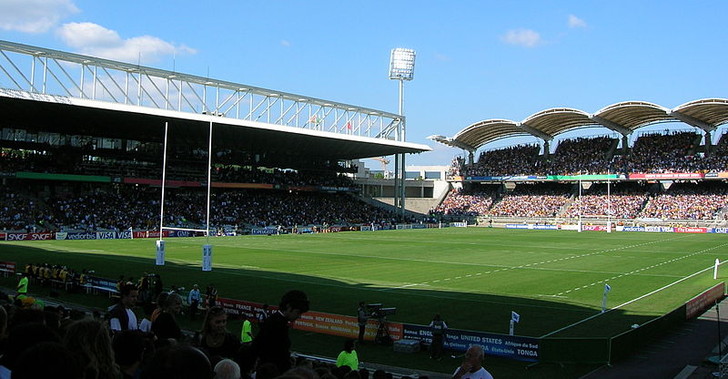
[
  {"xmin": 577, "ymin": 215, "xmax": 613, "ymax": 232},
  {"xmin": 156, "ymin": 121, "xmax": 215, "ymax": 271}
]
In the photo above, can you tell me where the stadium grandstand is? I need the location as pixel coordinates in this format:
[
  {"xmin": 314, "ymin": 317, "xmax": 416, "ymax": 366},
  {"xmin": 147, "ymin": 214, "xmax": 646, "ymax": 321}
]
[
  {"xmin": 429, "ymin": 100, "xmax": 728, "ymax": 228},
  {"xmin": 2, "ymin": 40, "xmax": 728, "ymax": 379},
  {"xmin": 1, "ymin": 39, "xmax": 728, "ymax": 233},
  {"xmin": 0, "ymin": 40, "xmax": 432, "ymax": 234}
]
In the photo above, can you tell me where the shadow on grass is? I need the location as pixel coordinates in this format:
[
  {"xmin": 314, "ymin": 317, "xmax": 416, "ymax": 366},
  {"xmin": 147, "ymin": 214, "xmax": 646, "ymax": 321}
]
[{"xmin": 0, "ymin": 241, "xmax": 684, "ymax": 378}]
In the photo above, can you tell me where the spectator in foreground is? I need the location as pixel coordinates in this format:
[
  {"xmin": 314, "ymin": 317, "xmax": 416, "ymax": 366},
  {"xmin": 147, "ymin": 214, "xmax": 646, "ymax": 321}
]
[
  {"xmin": 240, "ymin": 315, "xmax": 253, "ymax": 344},
  {"xmin": 109, "ymin": 283, "xmax": 140, "ymax": 333},
  {"xmin": 141, "ymin": 344, "xmax": 212, "ymax": 379},
  {"xmin": 253, "ymin": 289, "xmax": 309, "ymax": 373},
  {"xmin": 188, "ymin": 284, "xmax": 202, "ymax": 320},
  {"xmin": 112, "ymin": 330, "xmax": 147, "ymax": 379},
  {"xmin": 63, "ymin": 318, "xmax": 122, "ymax": 379},
  {"xmin": 213, "ymin": 358, "xmax": 241, "ymax": 379},
  {"xmin": 152, "ymin": 292, "xmax": 184, "ymax": 346},
  {"xmin": 12, "ymin": 341, "xmax": 83, "ymax": 379},
  {"xmin": 195, "ymin": 306, "xmax": 240, "ymax": 363},
  {"xmin": 336, "ymin": 339, "xmax": 359, "ymax": 370},
  {"xmin": 451, "ymin": 345, "xmax": 493, "ymax": 379},
  {"xmin": 0, "ymin": 322, "xmax": 59, "ymax": 378},
  {"xmin": 16, "ymin": 272, "xmax": 29, "ymax": 301}
]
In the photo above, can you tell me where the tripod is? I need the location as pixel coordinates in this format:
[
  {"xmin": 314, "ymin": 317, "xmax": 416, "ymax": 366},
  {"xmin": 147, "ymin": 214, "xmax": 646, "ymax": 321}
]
[{"xmin": 374, "ymin": 317, "xmax": 392, "ymax": 345}]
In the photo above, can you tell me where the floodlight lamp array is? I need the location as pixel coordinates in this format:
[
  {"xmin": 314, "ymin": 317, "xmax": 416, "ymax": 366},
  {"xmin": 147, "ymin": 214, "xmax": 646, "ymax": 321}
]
[{"xmin": 389, "ymin": 48, "xmax": 416, "ymax": 81}]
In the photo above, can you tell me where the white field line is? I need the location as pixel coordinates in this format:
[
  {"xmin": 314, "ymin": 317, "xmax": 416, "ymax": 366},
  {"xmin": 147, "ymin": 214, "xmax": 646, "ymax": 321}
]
[{"xmin": 540, "ymin": 242, "xmax": 728, "ymax": 338}]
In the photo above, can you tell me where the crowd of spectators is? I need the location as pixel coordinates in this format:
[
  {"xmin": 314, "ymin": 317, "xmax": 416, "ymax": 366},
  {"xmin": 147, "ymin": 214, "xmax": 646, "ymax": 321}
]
[
  {"xmin": 446, "ymin": 157, "xmax": 464, "ymax": 178},
  {"xmin": 0, "ymin": 147, "xmax": 357, "ymax": 188},
  {"xmin": 465, "ymin": 144, "xmax": 540, "ymax": 177},
  {"xmin": 561, "ymin": 185, "xmax": 648, "ymax": 219},
  {"xmin": 0, "ymin": 285, "xmax": 424, "ymax": 379},
  {"xmin": 450, "ymin": 131, "xmax": 728, "ymax": 178},
  {"xmin": 430, "ymin": 189, "xmax": 495, "ymax": 217},
  {"xmin": 638, "ymin": 183, "xmax": 728, "ymax": 220},
  {"xmin": 488, "ymin": 185, "xmax": 572, "ymax": 218},
  {"xmin": 432, "ymin": 181, "xmax": 728, "ymax": 222},
  {"xmin": 0, "ymin": 186, "xmax": 50, "ymax": 231},
  {"xmin": 541, "ymin": 136, "xmax": 616, "ymax": 175},
  {"xmin": 702, "ymin": 134, "xmax": 728, "ymax": 172},
  {"xmin": 0, "ymin": 183, "xmax": 406, "ymax": 233},
  {"xmin": 612, "ymin": 131, "xmax": 702, "ymax": 174},
  {"xmin": 214, "ymin": 167, "xmax": 353, "ymax": 187}
]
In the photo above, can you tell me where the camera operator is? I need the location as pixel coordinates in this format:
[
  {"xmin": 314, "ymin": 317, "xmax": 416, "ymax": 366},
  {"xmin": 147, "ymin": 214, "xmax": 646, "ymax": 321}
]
[{"xmin": 357, "ymin": 301, "xmax": 368, "ymax": 343}]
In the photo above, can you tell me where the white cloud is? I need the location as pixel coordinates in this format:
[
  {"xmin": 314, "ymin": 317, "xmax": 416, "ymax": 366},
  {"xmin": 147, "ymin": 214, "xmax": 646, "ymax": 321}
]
[
  {"xmin": 57, "ymin": 22, "xmax": 196, "ymax": 64},
  {"xmin": 501, "ymin": 29, "xmax": 542, "ymax": 48},
  {"xmin": 568, "ymin": 14, "xmax": 587, "ymax": 28},
  {"xmin": 281, "ymin": 40, "xmax": 292, "ymax": 47},
  {"xmin": 0, "ymin": 0, "xmax": 78, "ymax": 33},
  {"xmin": 434, "ymin": 53, "xmax": 451, "ymax": 62}
]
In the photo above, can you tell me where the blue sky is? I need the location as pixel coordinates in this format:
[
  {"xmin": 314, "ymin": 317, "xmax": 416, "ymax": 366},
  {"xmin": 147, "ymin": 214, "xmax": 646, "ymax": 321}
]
[{"xmin": 1, "ymin": 0, "xmax": 727, "ymax": 168}]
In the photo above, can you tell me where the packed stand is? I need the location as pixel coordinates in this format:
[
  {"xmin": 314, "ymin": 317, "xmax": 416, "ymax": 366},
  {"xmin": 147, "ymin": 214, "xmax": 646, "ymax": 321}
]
[
  {"xmin": 1, "ymin": 183, "xmax": 405, "ymax": 232},
  {"xmin": 541, "ymin": 136, "xmax": 617, "ymax": 175},
  {"xmin": 561, "ymin": 184, "xmax": 648, "ymax": 219},
  {"xmin": 430, "ymin": 189, "xmax": 495, "ymax": 217},
  {"xmin": 0, "ymin": 146, "xmax": 357, "ymax": 188},
  {"xmin": 465, "ymin": 144, "xmax": 540, "ymax": 177},
  {"xmin": 703, "ymin": 133, "xmax": 728, "ymax": 172},
  {"xmin": 213, "ymin": 167, "xmax": 354, "ymax": 187},
  {"xmin": 612, "ymin": 131, "xmax": 702, "ymax": 174},
  {"xmin": 487, "ymin": 184, "xmax": 572, "ymax": 218},
  {"xmin": 637, "ymin": 182, "xmax": 728, "ymax": 221},
  {"xmin": 446, "ymin": 157, "xmax": 465, "ymax": 178}
]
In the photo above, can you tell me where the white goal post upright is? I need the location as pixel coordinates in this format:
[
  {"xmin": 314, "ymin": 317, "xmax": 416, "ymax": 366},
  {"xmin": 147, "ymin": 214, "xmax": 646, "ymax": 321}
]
[
  {"xmin": 155, "ymin": 120, "xmax": 214, "ymax": 271},
  {"xmin": 607, "ymin": 168, "xmax": 612, "ymax": 233},
  {"xmin": 156, "ymin": 122, "xmax": 170, "ymax": 266},
  {"xmin": 203, "ymin": 121, "xmax": 213, "ymax": 272},
  {"xmin": 578, "ymin": 174, "xmax": 583, "ymax": 233}
]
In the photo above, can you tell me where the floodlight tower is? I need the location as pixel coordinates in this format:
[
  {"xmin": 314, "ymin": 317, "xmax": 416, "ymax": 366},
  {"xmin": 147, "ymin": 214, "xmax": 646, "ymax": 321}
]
[{"xmin": 389, "ymin": 48, "xmax": 415, "ymax": 218}]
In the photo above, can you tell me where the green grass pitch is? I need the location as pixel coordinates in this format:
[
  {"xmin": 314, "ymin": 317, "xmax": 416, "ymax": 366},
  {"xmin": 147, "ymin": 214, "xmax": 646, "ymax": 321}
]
[{"xmin": 2, "ymin": 227, "xmax": 725, "ymax": 340}]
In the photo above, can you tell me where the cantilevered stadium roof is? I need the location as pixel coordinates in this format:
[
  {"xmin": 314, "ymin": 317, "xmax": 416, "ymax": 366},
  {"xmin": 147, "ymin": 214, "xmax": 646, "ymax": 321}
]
[
  {"xmin": 0, "ymin": 90, "xmax": 428, "ymax": 160},
  {"xmin": 0, "ymin": 40, "xmax": 431, "ymax": 163},
  {"xmin": 433, "ymin": 98, "xmax": 728, "ymax": 151},
  {"xmin": 431, "ymin": 119, "xmax": 527, "ymax": 151}
]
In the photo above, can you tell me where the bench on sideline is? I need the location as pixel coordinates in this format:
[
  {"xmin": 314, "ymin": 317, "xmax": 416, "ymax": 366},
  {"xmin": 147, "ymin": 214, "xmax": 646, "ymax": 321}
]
[{"xmin": 0, "ymin": 261, "xmax": 16, "ymax": 277}]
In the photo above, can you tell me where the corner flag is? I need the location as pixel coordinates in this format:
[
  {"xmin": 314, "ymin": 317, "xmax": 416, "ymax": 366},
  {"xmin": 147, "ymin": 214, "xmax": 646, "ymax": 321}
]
[{"xmin": 511, "ymin": 311, "xmax": 520, "ymax": 323}]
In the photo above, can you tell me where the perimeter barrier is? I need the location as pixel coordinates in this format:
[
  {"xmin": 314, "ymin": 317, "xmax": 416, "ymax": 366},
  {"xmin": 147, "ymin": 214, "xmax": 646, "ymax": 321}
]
[{"xmin": 538, "ymin": 337, "xmax": 609, "ymax": 363}]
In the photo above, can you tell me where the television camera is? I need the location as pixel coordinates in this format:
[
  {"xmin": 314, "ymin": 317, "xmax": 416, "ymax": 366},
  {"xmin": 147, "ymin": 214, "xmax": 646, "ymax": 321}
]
[
  {"xmin": 366, "ymin": 303, "xmax": 397, "ymax": 319},
  {"xmin": 366, "ymin": 303, "xmax": 397, "ymax": 345}
]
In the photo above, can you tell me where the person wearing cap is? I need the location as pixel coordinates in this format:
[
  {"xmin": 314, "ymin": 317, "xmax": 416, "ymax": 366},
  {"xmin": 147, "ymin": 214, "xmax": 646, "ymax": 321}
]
[
  {"xmin": 188, "ymin": 284, "xmax": 202, "ymax": 320},
  {"xmin": 252, "ymin": 289, "xmax": 309, "ymax": 373}
]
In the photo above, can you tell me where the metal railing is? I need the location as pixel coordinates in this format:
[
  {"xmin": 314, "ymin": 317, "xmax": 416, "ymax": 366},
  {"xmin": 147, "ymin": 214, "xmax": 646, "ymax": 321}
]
[{"xmin": 0, "ymin": 40, "xmax": 403, "ymax": 140}]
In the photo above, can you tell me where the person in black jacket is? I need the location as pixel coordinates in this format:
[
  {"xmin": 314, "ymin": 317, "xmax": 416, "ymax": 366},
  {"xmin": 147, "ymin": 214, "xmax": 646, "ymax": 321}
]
[
  {"xmin": 252, "ymin": 290, "xmax": 309, "ymax": 374},
  {"xmin": 152, "ymin": 292, "xmax": 183, "ymax": 346},
  {"xmin": 109, "ymin": 283, "xmax": 139, "ymax": 332}
]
